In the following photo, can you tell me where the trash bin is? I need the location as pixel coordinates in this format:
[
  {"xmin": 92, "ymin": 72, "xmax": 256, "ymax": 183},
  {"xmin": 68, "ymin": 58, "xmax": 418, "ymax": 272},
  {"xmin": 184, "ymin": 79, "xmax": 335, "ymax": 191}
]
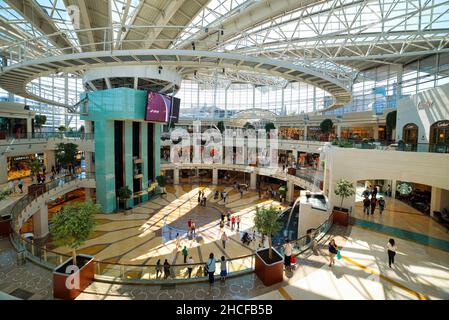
[{"xmin": 17, "ymin": 249, "xmax": 26, "ymax": 266}]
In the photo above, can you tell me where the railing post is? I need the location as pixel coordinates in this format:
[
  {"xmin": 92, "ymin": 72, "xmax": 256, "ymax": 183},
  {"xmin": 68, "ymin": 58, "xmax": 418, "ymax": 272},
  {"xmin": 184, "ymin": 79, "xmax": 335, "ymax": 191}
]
[
  {"xmin": 31, "ymin": 240, "xmax": 35, "ymax": 256},
  {"xmin": 43, "ymin": 245, "xmax": 47, "ymax": 262},
  {"xmin": 121, "ymin": 265, "xmax": 125, "ymax": 278}
]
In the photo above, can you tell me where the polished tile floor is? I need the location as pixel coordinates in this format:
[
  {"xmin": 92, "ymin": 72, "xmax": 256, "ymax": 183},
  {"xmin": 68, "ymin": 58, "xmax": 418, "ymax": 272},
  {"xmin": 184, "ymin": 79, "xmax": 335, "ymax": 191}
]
[
  {"xmin": 47, "ymin": 184, "xmax": 287, "ymax": 271},
  {"xmin": 353, "ymin": 194, "xmax": 449, "ymax": 242},
  {"xmin": 254, "ymin": 226, "xmax": 449, "ymax": 300}
]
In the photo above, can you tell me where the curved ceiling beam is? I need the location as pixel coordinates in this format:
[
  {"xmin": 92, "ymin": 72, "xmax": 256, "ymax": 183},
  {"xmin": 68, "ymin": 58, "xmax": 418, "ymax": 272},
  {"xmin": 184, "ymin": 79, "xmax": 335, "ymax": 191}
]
[
  {"xmin": 4, "ymin": 0, "xmax": 75, "ymax": 52},
  {"xmin": 0, "ymin": 49, "xmax": 351, "ymax": 108},
  {"xmin": 176, "ymin": 0, "xmax": 320, "ymax": 50}
]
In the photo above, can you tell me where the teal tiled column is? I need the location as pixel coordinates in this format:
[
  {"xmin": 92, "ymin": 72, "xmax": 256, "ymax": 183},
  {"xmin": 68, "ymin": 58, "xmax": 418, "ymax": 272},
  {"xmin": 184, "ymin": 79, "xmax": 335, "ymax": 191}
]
[
  {"xmin": 94, "ymin": 120, "xmax": 116, "ymax": 213},
  {"xmin": 124, "ymin": 121, "xmax": 134, "ymax": 208},
  {"xmin": 154, "ymin": 124, "xmax": 161, "ymax": 177},
  {"xmin": 141, "ymin": 122, "xmax": 149, "ymax": 202}
]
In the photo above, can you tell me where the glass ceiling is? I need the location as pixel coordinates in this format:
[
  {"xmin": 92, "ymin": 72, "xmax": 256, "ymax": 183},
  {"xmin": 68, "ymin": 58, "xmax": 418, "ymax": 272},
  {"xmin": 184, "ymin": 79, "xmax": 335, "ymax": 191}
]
[{"xmin": 0, "ymin": 0, "xmax": 449, "ymax": 114}]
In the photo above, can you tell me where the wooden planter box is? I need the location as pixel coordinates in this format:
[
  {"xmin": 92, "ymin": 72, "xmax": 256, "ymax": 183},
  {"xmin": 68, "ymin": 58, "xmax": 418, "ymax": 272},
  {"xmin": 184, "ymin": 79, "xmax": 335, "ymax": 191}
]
[
  {"xmin": 53, "ymin": 254, "xmax": 94, "ymax": 300},
  {"xmin": 255, "ymin": 248, "xmax": 284, "ymax": 286},
  {"xmin": 0, "ymin": 215, "xmax": 12, "ymax": 236},
  {"xmin": 332, "ymin": 207, "xmax": 349, "ymax": 226}
]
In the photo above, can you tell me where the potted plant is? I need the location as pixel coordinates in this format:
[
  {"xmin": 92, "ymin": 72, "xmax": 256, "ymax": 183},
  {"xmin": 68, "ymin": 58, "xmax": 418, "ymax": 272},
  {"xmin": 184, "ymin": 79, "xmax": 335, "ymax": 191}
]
[
  {"xmin": 333, "ymin": 179, "xmax": 355, "ymax": 226},
  {"xmin": 253, "ymin": 205, "xmax": 284, "ymax": 286},
  {"xmin": 34, "ymin": 115, "xmax": 47, "ymax": 134},
  {"xmin": 265, "ymin": 122, "xmax": 275, "ymax": 137},
  {"xmin": 156, "ymin": 175, "xmax": 167, "ymax": 195},
  {"xmin": 216, "ymin": 121, "xmax": 225, "ymax": 133},
  {"xmin": 55, "ymin": 142, "xmax": 79, "ymax": 173},
  {"xmin": 320, "ymin": 119, "xmax": 334, "ymax": 141},
  {"xmin": 51, "ymin": 201, "xmax": 100, "ymax": 300},
  {"xmin": 117, "ymin": 185, "xmax": 132, "ymax": 211}
]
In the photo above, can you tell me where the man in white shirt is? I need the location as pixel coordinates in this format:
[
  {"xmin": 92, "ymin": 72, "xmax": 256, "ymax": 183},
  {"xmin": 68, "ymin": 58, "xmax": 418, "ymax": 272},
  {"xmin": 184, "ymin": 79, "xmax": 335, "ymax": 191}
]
[
  {"xmin": 284, "ymin": 239, "xmax": 293, "ymax": 270},
  {"xmin": 187, "ymin": 256, "xmax": 194, "ymax": 278}
]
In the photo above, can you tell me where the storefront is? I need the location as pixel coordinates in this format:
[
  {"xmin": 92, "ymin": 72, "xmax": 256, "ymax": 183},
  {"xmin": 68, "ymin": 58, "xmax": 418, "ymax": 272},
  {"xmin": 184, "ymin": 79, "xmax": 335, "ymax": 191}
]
[
  {"xmin": 395, "ymin": 181, "xmax": 431, "ymax": 214},
  {"xmin": 396, "ymin": 82, "xmax": 449, "ymax": 153},
  {"xmin": 7, "ymin": 153, "xmax": 43, "ymax": 180},
  {"xmin": 340, "ymin": 126, "xmax": 375, "ymax": 140},
  {"xmin": 306, "ymin": 126, "xmax": 322, "ymax": 141},
  {"xmin": 297, "ymin": 152, "xmax": 320, "ymax": 169},
  {"xmin": 279, "ymin": 127, "xmax": 305, "ymax": 140},
  {"xmin": 429, "ymin": 120, "xmax": 449, "ymax": 152},
  {"xmin": 0, "ymin": 117, "xmax": 28, "ymax": 139}
]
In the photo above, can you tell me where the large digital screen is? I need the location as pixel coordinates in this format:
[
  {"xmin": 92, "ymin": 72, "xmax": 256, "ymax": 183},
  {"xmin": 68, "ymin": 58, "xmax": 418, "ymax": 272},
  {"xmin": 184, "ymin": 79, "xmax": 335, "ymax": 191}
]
[
  {"xmin": 169, "ymin": 97, "xmax": 180, "ymax": 124},
  {"xmin": 145, "ymin": 91, "xmax": 180, "ymax": 123}
]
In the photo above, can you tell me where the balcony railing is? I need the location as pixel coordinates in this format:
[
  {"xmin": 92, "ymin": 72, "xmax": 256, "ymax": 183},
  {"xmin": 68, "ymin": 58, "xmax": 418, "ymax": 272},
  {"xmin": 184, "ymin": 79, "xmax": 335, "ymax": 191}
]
[
  {"xmin": 0, "ymin": 132, "xmax": 94, "ymax": 141},
  {"xmin": 332, "ymin": 140, "xmax": 449, "ymax": 154}
]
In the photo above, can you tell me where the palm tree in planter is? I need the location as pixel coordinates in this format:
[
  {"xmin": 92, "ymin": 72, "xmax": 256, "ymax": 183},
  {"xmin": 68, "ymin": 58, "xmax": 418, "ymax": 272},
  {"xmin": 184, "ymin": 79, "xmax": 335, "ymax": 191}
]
[
  {"xmin": 333, "ymin": 179, "xmax": 355, "ymax": 226},
  {"xmin": 253, "ymin": 205, "xmax": 284, "ymax": 286},
  {"xmin": 51, "ymin": 201, "xmax": 100, "ymax": 299},
  {"xmin": 28, "ymin": 159, "xmax": 41, "ymax": 182},
  {"xmin": 117, "ymin": 185, "xmax": 132, "ymax": 211}
]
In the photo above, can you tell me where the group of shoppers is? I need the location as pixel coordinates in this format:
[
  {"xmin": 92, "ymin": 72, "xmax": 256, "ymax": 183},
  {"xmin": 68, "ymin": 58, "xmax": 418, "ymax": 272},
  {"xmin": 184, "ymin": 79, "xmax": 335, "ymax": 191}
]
[{"xmin": 362, "ymin": 186, "xmax": 386, "ymax": 215}]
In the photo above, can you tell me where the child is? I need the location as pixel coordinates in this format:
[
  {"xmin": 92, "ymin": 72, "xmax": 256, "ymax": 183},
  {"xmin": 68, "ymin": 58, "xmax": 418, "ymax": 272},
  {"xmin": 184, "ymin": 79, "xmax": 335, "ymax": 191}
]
[{"xmin": 220, "ymin": 256, "xmax": 227, "ymax": 281}]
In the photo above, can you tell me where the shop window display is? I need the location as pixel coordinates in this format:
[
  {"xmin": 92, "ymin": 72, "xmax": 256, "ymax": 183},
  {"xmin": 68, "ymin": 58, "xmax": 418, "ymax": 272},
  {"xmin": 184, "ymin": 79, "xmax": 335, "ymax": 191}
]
[{"xmin": 7, "ymin": 154, "xmax": 43, "ymax": 181}]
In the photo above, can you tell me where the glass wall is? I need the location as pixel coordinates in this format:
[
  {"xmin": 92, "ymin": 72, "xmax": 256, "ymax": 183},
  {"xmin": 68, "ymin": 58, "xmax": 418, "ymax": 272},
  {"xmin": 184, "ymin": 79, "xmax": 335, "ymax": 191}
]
[{"xmin": 175, "ymin": 79, "xmax": 331, "ymax": 119}]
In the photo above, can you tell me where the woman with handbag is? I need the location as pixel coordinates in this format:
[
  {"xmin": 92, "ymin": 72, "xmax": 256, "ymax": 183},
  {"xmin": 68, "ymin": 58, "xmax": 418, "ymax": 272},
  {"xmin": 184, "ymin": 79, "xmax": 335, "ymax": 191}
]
[{"xmin": 328, "ymin": 239, "xmax": 338, "ymax": 267}]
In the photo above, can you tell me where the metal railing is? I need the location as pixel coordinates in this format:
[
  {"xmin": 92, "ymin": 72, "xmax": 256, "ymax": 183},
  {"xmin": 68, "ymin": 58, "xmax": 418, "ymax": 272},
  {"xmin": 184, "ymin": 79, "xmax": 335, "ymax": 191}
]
[
  {"xmin": 8, "ymin": 170, "xmax": 334, "ymax": 284},
  {"xmin": 9, "ymin": 172, "xmax": 95, "ymax": 230},
  {"xmin": 332, "ymin": 140, "xmax": 449, "ymax": 153},
  {"xmin": 0, "ymin": 132, "xmax": 94, "ymax": 142}
]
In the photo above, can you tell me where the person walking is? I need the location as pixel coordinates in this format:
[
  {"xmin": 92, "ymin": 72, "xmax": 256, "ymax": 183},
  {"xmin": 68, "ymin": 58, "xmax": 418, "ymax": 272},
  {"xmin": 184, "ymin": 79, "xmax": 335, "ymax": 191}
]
[
  {"xmin": 187, "ymin": 219, "xmax": 192, "ymax": 232},
  {"xmin": 221, "ymin": 231, "xmax": 228, "ymax": 249},
  {"xmin": 187, "ymin": 256, "xmax": 194, "ymax": 278},
  {"xmin": 284, "ymin": 239, "xmax": 293, "ymax": 271},
  {"xmin": 191, "ymin": 222, "xmax": 196, "ymax": 237},
  {"xmin": 18, "ymin": 179, "xmax": 24, "ymax": 193},
  {"xmin": 363, "ymin": 196, "xmax": 371, "ymax": 215},
  {"xmin": 11, "ymin": 179, "xmax": 17, "ymax": 193},
  {"xmin": 378, "ymin": 197, "xmax": 385, "ymax": 214},
  {"xmin": 51, "ymin": 165, "xmax": 56, "ymax": 176},
  {"xmin": 231, "ymin": 215, "xmax": 236, "ymax": 230},
  {"xmin": 8, "ymin": 180, "xmax": 14, "ymax": 194},
  {"xmin": 236, "ymin": 215, "xmax": 241, "ymax": 230},
  {"xmin": 240, "ymin": 188, "xmax": 244, "ymax": 199},
  {"xmin": 206, "ymin": 253, "xmax": 216, "ymax": 284},
  {"xmin": 182, "ymin": 246, "xmax": 188, "ymax": 263},
  {"xmin": 386, "ymin": 238, "xmax": 398, "ymax": 268},
  {"xmin": 372, "ymin": 186, "xmax": 378, "ymax": 199},
  {"xmin": 156, "ymin": 259, "xmax": 162, "ymax": 278},
  {"xmin": 386, "ymin": 185, "xmax": 392, "ymax": 197},
  {"xmin": 220, "ymin": 256, "xmax": 227, "ymax": 281},
  {"xmin": 226, "ymin": 211, "xmax": 231, "ymax": 226},
  {"xmin": 42, "ymin": 164, "xmax": 46, "ymax": 175},
  {"xmin": 328, "ymin": 239, "xmax": 339, "ymax": 267},
  {"xmin": 370, "ymin": 197, "xmax": 377, "ymax": 215},
  {"xmin": 175, "ymin": 233, "xmax": 181, "ymax": 248},
  {"xmin": 163, "ymin": 259, "xmax": 171, "ymax": 279}
]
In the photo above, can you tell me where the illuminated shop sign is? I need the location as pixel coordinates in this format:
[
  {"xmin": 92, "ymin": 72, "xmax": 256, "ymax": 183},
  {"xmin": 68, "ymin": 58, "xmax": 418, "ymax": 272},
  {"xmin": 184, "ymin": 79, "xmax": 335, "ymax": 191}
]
[{"xmin": 396, "ymin": 182, "xmax": 412, "ymax": 195}]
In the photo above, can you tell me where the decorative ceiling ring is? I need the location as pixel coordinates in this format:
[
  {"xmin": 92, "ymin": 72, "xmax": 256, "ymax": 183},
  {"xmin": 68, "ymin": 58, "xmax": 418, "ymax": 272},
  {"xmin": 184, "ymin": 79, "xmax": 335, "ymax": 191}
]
[{"xmin": 0, "ymin": 49, "xmax": 351, "ymax": 108}]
